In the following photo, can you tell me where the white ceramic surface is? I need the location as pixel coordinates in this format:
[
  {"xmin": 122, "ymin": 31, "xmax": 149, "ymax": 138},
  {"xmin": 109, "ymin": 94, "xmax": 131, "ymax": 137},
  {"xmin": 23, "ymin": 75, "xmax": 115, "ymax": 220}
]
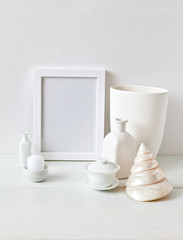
[
  {"xmin": 19, "ymin": 132, "xmax": 31, "ymax": 166},
  {"xmin": 86, "ymin": 160, "xmax": 120, "ymax": 188},
  {"xmin": 103, "ymin": 118, "xmax": 136, "ymax": 178},
  {"xmin": 126, "ymin": 143, "xmax": 173, "ymax": 201},
  {"xmin": 110, "ymin": 85, "xmax": 168, "ymax": 157},
  {"xmin": 23, "ymin": 164, "xmax": 48, "ymax": 182},
  {"xmin": 85, "ymin": 177, "xmax": 119, "ymax": 190},
  {"xmin": 88, "ymin": 157, "xmax": 118, "ymax": 172}
]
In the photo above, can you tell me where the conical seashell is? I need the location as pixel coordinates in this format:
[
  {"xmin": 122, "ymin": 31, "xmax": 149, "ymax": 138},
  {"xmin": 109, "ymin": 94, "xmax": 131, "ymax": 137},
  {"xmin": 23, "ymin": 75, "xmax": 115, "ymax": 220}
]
[{"xmin": 126, "ymin": 143, "xmax": 173, "ymax": 201}]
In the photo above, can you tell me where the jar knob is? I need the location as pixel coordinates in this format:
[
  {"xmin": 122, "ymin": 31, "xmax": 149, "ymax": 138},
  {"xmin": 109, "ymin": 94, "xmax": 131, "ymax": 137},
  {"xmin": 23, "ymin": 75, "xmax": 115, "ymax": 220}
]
[{"xmin": 97, "ymin": 157, "xmax": 108, "ymax": 164}]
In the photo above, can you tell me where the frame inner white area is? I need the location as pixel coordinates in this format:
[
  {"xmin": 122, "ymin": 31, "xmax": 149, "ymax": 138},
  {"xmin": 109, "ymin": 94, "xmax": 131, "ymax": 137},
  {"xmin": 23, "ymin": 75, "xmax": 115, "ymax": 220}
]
[{"xmin": 41, "ymin": 77, "xmax": 97, "ymax": 153}]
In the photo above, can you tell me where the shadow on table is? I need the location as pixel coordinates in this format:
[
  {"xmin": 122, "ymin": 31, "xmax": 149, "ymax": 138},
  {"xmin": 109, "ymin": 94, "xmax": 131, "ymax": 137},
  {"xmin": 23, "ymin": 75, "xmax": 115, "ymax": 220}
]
[{"xmin": 157, "ymin": 189, "xmax": 182, "ymax": 202}]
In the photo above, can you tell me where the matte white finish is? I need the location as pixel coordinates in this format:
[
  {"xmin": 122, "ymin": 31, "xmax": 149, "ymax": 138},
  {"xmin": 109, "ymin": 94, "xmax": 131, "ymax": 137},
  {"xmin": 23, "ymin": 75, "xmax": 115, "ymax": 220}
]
[
  {"xmin": 0, "ymin": 155, "xmax": 183, "ymax": 239},
  {"xmin": 0, "ymin": 1, "xmax": 183, "ymax": 155},
  {"xmin": 110, "ymin": 85, "xmax": 168, "ymax": 157},
  {"xmin": 33, "ymin": 69, "xmax": 105, "ymax": 160},
  {"xmin": 19, "ymin": 132, "xmax": 31, "ymax": 166},
  {"xmin": 27, "ymin": 154, "xmax": 44, "ymax": 171},
  {"xmin": 103, "ymin": 118, "xmax": 136, "ymax": 178}
]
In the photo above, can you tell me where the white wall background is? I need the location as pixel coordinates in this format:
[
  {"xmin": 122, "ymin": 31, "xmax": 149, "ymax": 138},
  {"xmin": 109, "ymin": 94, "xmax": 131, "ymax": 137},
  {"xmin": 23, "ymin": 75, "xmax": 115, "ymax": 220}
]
[{"xmin": 0, "ymin": 0, "xmax": 182, "ymax": 155}]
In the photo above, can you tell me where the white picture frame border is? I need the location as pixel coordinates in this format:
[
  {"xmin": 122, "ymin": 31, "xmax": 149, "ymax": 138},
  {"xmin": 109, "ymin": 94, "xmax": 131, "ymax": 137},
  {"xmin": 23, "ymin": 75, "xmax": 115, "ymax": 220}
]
[{"xmin": 33, "ymin": 68, "xmax": 105, "ymax": 160}]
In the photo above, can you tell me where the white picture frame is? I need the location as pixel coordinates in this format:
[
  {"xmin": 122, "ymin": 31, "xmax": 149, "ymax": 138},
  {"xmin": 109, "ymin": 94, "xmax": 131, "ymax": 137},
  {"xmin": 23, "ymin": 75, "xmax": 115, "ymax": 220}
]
[{"xmin": 33, "ymin": 69, "xmax": 105, "ymax": 160}]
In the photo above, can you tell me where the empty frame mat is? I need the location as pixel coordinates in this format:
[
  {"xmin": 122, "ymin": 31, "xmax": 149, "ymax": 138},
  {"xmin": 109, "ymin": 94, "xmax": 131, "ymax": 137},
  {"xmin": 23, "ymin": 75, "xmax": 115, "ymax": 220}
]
[
  {"xmin": 33, "ymin": 69, "xmax": 105, "ymax": 160},
  {"xmin": 42, "ymin": 76, "xmax": 97, "ymax": 152}
]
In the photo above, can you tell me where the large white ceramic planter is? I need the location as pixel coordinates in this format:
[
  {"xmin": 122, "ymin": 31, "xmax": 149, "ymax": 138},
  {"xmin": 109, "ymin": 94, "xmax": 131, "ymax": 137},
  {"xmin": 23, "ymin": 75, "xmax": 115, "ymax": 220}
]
[{"xmin": 110, "ymin": 85, "xmax": 169, "ymax": 157}]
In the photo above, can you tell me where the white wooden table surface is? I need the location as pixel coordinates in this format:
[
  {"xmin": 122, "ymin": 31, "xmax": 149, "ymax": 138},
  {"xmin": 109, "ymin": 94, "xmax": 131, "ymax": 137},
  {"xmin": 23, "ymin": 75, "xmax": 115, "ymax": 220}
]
[{"xmin": 0, "ymin": 156, "xmax": 183, "ymax": 240}]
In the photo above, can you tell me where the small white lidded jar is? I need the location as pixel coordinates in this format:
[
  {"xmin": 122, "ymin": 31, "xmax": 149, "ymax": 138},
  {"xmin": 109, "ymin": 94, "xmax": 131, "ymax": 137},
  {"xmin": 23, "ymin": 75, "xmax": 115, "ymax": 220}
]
[{"xmin": 86, "ymin": 157, "xmax": 120, "ymax": 188}]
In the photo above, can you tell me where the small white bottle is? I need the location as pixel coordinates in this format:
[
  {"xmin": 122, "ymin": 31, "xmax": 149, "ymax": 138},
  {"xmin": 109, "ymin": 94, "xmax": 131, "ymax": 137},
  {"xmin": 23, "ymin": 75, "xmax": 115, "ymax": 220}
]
[
  {"xmin": 19, "ymin": 132, "xmax": 31, "ymax": 166},
  {"xmin": 102, "ymin": 118, "xmax": 136, "ymax": 179}
]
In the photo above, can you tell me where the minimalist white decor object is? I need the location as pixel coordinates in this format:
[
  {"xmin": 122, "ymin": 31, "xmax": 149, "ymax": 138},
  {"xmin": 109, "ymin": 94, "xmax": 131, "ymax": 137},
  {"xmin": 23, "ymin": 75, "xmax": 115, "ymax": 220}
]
[
  {"xmin": 85, "ymin": 157, "xmax": 120, "ymax": 188},
  {"xmin": 85, "ymin": 178, "xmax": 119, "ymax": 191},
  {"xmin": 19, "ymin": 132, "xmax": 31, "ymax": 166},
  {"xmin": 33, "ymin": 69, "xmax": 105, "ymax": 160},
  {"xmin": 27, "ymin": 154, "xmax": 44, "ymax": 171},
  {"xmin": 23, "ymin": 165, "xmax": 48, "ymax": 183},
  {"xmin": 103, "ymin": 118, "xmax": 136, "ymax": 179},
  {"xmin": 126, "ymin": 143, "xmax": 173, "ymax": 201},
  {"xmin": 110, "ymin": 85, "xmax": 169, "ymax": 157}
]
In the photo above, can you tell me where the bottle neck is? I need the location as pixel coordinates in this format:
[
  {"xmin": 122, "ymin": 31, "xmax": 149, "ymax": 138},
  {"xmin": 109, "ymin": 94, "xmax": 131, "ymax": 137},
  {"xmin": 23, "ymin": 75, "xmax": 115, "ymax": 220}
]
[
  {"xmin": 111, "ymin": 119, "xmax": 127, "ymax": 133},
  {"xmin": 22, "ymin": 132, "xmax": 29, "ymax": 141}
]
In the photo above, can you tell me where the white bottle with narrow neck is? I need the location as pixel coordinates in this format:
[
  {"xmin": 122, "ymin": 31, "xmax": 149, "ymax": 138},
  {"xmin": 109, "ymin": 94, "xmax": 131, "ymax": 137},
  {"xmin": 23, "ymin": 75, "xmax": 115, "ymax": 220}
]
[
  {"xmin": 102, "ymin": 119, "xmax": 136, "ymax": 179},
  {"xmin": 19, "ymin": 132, "xmax": 31, "ymax": 166}
]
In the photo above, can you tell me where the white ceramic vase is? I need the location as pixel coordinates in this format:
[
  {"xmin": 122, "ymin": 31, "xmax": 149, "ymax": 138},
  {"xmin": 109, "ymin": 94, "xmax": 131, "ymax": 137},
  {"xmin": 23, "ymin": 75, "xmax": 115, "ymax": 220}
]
[
  {"xmin": 19, "ymin": 132, "xmax": 31, "ymax": 166},
  {"xmin": 102, "ymin": 119, "xmax": 136, "ymax": 179},
  {"xmin": 110, "ymin": 85, "xmax": 169, "ymax": 157}
]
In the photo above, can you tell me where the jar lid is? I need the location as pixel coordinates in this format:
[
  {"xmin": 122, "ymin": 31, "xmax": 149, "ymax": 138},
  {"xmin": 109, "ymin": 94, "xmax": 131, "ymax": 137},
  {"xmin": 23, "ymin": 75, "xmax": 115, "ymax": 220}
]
[{"xmin": 87, "ymin": 157, "xmax": 119, "ymax": 173}]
